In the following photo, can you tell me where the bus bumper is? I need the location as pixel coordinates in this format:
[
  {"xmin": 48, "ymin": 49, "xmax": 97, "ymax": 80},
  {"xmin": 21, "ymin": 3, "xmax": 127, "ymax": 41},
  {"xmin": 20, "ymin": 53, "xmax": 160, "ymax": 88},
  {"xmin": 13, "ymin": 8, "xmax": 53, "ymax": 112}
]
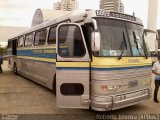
[{"xmin": 91, "ymin": 88, "xmax": 152, "ymax": 111}]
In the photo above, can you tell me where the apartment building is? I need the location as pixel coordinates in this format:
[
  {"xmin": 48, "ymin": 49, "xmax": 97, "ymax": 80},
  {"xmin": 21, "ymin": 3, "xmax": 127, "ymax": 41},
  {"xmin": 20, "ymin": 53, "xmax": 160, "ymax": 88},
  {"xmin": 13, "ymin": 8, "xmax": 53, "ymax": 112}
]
[{"xmin": 100, "ymin": 0, "xmax": 124, "ymax": 13}]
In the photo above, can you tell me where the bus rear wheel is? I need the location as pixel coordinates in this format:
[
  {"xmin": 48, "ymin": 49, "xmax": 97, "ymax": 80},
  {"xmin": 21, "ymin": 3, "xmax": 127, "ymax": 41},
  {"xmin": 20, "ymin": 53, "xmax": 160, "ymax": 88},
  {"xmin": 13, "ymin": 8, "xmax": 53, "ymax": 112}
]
[{"xmin": 14, "ymin": 63, "xmax": 18, "ymax": 75}]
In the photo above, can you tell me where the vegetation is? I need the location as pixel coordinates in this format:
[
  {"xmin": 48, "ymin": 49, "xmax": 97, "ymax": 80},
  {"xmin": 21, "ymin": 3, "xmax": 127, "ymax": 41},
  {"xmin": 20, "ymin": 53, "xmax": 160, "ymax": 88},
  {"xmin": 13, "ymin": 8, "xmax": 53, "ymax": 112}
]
[{"xmin": 0, "ymin": 45, "xmax": 7, "ymax": 55}]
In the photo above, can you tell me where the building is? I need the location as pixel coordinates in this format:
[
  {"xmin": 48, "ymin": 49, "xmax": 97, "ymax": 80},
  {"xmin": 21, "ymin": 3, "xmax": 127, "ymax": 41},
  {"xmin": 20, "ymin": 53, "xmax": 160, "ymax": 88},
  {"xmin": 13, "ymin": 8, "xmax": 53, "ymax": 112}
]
[
  {"xmin": 54, "ymin": 2, "xmax": 61, "ymax": 10},
  {"xmin": 54, "ymin": 0, "xmax": 78, "ymax": 11},
  {"xmin": 31, "ymin": 8, "xmax": 70, "ymax": 27},
  {"xmin": 100, "ymin": 0, "xmax": 124, "ymax": 13}
]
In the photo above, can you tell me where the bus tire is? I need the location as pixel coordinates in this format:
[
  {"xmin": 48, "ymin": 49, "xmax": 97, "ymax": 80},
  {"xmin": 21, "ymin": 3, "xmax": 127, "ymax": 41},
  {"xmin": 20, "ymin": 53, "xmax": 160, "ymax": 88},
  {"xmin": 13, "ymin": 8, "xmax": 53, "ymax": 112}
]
[
  {"xmin": 14, "ymin": 63, "xmax": 18, "ymax": 75},
  {"xmin": 52, "ymin": 75, "xmax": 56, "ymax": 96}
]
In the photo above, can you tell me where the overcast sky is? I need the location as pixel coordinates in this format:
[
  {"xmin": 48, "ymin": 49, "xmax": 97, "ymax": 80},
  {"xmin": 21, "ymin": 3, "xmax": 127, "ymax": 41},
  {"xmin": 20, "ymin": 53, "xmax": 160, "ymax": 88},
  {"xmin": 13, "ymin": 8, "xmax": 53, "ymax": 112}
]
[{"xmin": 0, "ymin": 0, "xmax": 160, "ymax": 29}]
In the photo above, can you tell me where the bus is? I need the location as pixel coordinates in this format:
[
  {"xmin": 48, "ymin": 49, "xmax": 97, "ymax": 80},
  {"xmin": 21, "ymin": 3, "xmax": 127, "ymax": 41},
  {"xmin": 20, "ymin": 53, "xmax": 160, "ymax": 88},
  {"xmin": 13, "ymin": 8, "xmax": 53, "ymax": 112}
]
[{"xmin": 7, "ymin": 9, "xmax": 152, "ymax": 111}]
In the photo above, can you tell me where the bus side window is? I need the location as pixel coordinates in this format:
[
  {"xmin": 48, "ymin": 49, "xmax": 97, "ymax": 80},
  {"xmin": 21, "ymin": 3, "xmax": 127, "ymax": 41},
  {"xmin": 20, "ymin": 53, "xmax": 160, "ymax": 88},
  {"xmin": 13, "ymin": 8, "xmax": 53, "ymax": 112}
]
[
  {"xmin": 17, "ymin": 36, "xmax": 24, "ymax": 47},
  {"xmin": 25, "ymin": 33, "xmax": 33, "ymax": 46},
  {"xmin": 7, "ymin": 41, "xmax": 12, "ymax": 49},
  {"xmin": 48, "ymin": 27, "xmax": 56, "ymax": 44},
  {"xmin": 12, "ymin": 39, "xmax": 17, "ymax": 55},
  {"xmin": 73, "ymin": 27, "xmax": 86, "ymax": 56},
  {"xmin": 34, "ymin": 29, "xmax": 47, "ymax": 46},
  {"xmin": 81, "ymin": 24, "xmax": 93, "ymax": 58}
]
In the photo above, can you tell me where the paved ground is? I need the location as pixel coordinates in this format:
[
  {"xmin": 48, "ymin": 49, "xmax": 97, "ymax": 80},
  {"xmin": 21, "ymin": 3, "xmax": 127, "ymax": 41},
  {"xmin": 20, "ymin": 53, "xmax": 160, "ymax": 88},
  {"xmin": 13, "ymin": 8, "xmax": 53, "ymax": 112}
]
[{"xmin": 0, "ymin": 61, "xmax": 160, "ymax": 120}]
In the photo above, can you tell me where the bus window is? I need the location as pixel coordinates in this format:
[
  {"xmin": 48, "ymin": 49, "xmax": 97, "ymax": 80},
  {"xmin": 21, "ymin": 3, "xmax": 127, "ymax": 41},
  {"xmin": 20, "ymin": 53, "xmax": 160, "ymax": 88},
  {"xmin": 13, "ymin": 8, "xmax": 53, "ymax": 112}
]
[
  {"xmin": 59, "ymin": 26, "xmax": 68, "ymax": 44},
  {"xmin": 58, "ymin": 25, "xmax": 86, "ymax": 57},
  {"xmin": 48, "ymin": 27, "xmax": 56, "ymax": 44},
  {"xmin": 7, "ymin": 40, "xmax": 12, "ymax": 49},
  {"xmin": 81, "ymin": 24, "xmax": 93, "ymax": 56},
  {"xmin": 17, "ymin": 36, "xmax": 24, "ymax": 47},
  {"xmin": 34, "ymin": 29, "xmax": 47, "ymax": 46},
  {"xmin": 25, "ymin": 33, "xmax": 33, "ymax": 46},
  {"xmin": 12, "ymin": 39, "xmax": 17, "ymax": 55}
]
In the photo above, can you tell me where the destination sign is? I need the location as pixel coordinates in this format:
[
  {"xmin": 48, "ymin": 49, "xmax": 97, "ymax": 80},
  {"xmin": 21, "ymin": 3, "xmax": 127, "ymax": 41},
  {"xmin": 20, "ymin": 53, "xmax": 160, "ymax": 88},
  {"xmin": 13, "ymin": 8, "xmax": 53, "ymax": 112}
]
[{"xmin": 96, "ymin": 10, "xmax": 136, "ymax": 21}]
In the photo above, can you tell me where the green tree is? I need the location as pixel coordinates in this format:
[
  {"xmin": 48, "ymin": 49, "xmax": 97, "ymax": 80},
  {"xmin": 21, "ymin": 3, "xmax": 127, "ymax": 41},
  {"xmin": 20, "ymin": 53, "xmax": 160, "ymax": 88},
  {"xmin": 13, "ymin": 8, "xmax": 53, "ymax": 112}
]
[{"xmin": 0, "ymin": 45, "xmax": 7, "ymax": 55}]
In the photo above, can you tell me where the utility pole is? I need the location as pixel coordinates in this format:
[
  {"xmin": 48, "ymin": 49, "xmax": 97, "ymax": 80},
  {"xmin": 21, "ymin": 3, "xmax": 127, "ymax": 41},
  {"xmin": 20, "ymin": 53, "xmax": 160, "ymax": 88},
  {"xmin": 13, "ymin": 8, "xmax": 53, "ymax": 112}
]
[{"xmin": 147, "ymin": 0, "xmax": 158, "ymax": 31}]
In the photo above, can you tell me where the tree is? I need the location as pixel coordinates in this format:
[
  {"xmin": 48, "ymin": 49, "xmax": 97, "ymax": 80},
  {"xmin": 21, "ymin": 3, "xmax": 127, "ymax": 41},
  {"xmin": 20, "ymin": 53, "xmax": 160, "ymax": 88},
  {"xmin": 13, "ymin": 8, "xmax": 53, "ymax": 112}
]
[{"xmin": 0, "ymin": 45, "xmax": 7, "ymax": 55}]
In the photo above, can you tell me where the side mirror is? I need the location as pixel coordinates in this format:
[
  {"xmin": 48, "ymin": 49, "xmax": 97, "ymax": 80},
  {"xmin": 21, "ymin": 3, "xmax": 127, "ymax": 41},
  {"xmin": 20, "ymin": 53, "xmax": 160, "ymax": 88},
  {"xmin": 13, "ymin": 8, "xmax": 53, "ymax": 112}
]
[{"xmin": 91, "ymin": 32, "xmax": 101, "ymax": 51}]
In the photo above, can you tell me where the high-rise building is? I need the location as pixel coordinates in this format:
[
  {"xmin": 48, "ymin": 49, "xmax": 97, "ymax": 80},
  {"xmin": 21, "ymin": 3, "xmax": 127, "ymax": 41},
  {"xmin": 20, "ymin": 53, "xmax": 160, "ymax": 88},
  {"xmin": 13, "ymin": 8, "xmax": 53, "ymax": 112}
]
[
  {"xmin": 100, "ymin": 0, "xmax": 124, "ymax": 13},
  {"xmin": 54, "ymin": 2, "xmax": 61, "ymax": 10},
  {"xmin": 54, "ymin": 0, "xmax": 78, "ymax": 11}
]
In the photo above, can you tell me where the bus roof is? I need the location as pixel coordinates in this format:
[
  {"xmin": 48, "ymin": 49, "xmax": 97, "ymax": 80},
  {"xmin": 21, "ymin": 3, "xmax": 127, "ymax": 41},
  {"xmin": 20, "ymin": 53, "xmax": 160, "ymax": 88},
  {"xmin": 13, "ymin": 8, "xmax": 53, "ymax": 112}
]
[{"xmin": 9, "ymin": 9, "xmax": 143, "ymax": 40}]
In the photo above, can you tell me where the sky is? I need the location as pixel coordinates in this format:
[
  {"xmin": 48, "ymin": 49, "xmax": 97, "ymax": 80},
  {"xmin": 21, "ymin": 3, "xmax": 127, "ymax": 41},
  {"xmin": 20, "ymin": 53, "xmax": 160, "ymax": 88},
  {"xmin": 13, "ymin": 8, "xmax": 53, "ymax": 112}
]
[{"xmin": 0, "ymin": 0, "xmax": 160, "ymax": 29}]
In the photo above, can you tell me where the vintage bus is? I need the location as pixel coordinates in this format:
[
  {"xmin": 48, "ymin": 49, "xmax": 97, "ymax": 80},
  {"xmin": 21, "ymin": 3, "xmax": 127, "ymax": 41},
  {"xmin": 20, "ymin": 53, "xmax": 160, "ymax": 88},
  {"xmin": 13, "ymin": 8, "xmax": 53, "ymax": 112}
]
[{"xmin": 7, "ymin": 10, "xmax": 152, "ymax": 111}]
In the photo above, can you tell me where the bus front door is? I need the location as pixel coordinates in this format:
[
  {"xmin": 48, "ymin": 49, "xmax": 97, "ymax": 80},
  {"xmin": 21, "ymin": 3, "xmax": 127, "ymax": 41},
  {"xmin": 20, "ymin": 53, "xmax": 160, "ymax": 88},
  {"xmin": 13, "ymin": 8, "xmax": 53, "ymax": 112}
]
[{"xmin": 56, "ymin": 23, "xmax": 90, "ymax": 109}]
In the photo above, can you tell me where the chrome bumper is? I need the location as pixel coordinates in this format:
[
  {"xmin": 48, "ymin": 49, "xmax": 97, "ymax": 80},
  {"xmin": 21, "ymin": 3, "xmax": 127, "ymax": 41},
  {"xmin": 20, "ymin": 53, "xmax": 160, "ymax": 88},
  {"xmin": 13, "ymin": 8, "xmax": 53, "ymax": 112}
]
[{"xmin": 91, "ymin": 88, "xmax": 152, "ymax": 111}]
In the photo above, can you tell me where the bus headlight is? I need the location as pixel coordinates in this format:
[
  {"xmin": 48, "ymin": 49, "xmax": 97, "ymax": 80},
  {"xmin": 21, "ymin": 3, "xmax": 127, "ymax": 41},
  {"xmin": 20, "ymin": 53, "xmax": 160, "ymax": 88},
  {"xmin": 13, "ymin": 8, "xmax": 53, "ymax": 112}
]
[
  {"xmin": 143, "ymin": 80, "xmax": 151, "ymax": 86},
  {"xmin": 100, "ymin": 85, "xmax": 121, "ymax": 91}
]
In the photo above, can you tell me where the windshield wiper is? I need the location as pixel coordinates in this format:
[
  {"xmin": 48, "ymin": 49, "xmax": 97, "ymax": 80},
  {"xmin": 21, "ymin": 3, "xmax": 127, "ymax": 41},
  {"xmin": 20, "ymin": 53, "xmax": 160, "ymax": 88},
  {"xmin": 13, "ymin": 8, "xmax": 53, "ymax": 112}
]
[
  {"xmin": 118, "ymin": 32, "xmax": 127, "ymax": 60},
  {"xmin": 133, "ymin": 31, "xmax": 141, "ymax": 56},
  {"xmin": 142, "ymin": 32, "xmax": 149, "ymax": 59},
  {"xmin": 133, "ymin": 31, "xmax": 148, "ymax": 59}
]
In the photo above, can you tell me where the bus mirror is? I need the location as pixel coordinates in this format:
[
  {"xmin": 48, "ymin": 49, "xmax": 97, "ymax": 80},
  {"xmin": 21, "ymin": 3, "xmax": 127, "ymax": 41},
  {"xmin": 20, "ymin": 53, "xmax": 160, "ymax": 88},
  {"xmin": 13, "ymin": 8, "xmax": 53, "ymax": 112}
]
[
  {"xmin": 92, "ymin": 32, "xmax": 100, "ymax": 51},
  {"xmin": 92, "ymin": 19, "xmax": 97, "ymax": 30}
]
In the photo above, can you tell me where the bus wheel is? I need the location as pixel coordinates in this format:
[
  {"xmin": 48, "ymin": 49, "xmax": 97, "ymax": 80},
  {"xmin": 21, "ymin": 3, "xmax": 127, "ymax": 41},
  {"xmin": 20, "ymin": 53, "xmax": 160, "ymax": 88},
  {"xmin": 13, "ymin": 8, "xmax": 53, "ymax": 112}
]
[
  {"xmin": 52, "ymin": 75, "xmax": 56, "ymax": 96},
  {"xmin": 14, "ymin": 63, "xmax": 18, "ymax": 75}
]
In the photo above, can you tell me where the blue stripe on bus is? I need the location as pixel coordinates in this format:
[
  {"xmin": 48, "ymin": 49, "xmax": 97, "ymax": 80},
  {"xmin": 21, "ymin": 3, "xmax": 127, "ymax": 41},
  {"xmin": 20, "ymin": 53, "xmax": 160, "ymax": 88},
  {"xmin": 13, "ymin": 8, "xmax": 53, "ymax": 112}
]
[
  {"xmin": 57, "ymin": 65, "xmax": 151, "ymax": 71},
  {"xmin": 56, "ymin": 67, "xmax": 90, "ymax": 70},
  {"xmin": 91, "ymin": 65, "xmax": 152, "ymax": 71},
  {"xmin": 17, "ymin": 49, "xmax": 56, "ymax": 59}
]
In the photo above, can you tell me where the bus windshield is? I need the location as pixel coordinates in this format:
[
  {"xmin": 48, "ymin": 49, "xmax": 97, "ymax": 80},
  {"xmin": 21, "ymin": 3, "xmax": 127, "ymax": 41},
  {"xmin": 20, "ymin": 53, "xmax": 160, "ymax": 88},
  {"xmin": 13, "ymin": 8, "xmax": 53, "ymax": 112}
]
[{"xmin": 93, "ymin": 18, "xmax": 150, "ymax": 57}]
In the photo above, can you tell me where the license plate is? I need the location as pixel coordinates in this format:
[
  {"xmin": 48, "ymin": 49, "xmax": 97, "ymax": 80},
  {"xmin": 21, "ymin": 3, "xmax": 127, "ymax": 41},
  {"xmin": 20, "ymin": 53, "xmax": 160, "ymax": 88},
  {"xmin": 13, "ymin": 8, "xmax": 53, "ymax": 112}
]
[{"xmin": 129, "ymin": 80, "xmax": 138, "ymax": 88}]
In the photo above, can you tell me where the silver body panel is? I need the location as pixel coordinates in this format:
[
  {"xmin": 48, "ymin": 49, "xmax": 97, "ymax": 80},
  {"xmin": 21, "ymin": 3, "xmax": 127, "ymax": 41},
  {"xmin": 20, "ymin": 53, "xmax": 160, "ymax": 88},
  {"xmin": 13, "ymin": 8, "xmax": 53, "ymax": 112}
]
[
  {"xmin": 17, "ymin": 58, "xmax": 55, "ymax": 89},
  {"xmin": 91, "ymin": 88, "xmax": 151, "ymax": 111},
  {"xmin": 56, "ymin": 69, "xmax": 90, "ymax": 108},
  {"xmin": 91, "ymin": 67, "xmax": 152, "ymax": 111}
]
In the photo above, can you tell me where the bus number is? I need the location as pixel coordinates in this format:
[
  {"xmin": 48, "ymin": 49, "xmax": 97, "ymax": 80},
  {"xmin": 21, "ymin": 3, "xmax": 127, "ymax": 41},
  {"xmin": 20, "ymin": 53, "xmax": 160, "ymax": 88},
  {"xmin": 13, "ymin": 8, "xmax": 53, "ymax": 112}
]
[{"xmin": 96, "ymin": 10, "xmax": 110, "ymax": 17}]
